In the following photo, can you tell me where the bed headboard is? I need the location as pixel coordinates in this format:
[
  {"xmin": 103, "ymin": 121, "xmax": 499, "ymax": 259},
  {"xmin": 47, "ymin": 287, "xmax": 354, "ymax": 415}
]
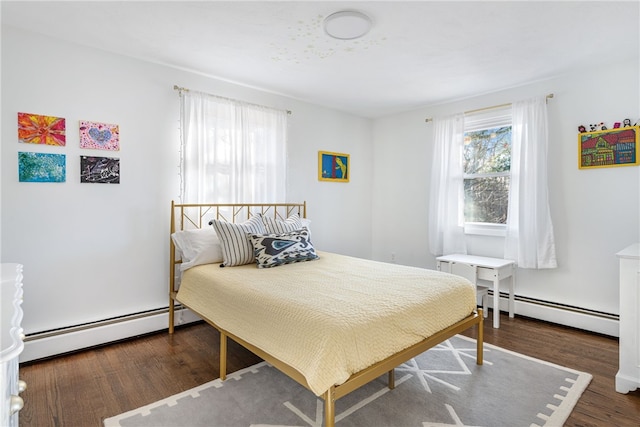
[
  {"xmin": 170, "ymin": 201, "xmax": 307, "ymax": 234},
  {"xmin": 169, "ymin": 201, "xmax": 307, "ymax": 328}
]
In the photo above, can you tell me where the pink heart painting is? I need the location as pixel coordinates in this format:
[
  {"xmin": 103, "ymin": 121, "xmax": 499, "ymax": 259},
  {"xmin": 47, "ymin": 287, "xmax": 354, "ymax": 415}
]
[{"xmin": 79, "ymin": 120, "xmax": 119, "ymax": 150}]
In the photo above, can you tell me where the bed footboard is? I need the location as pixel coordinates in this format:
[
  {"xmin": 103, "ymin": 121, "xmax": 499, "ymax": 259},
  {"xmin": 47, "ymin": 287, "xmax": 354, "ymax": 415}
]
[{"xmin": 218, "ymin": 309, "xmax": 483, "ymax": 427}]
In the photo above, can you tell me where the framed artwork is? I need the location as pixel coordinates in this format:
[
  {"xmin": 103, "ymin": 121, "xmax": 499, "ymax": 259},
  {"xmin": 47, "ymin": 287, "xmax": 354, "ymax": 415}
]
[
  {"xmin": 80, "ymin": 156, "xmax": 120, "ymax": 184},
  {"xmin": 318, "ymin": 150, "xmax": 349, "ymax": 182},
  {"xmin": 18, "ymin": 152, "xmax": 66, "ymax": 182},
  {"xmin": 18, "ymin": 112, "xmax": 66, "ymax": 146},
  {"xmin": 79, "ymin": 120, "xmax": 120, "ymax": 150},
  {"xmin": 579, "ymin": 126, "xmax": 639, "ymax": 169}
]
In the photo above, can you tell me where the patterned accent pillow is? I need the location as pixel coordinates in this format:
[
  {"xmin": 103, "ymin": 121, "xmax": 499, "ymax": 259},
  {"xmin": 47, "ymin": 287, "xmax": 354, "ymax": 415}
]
[
  {"xmin": 210, "ymin": 215, "xmax": 266, "ymax": 267},
  {"xmin": 263, "ymin": 214, "xmax": 303, "ymax": 234},
  {"xmin": 249, "ymin": 228, "xmax": 319, "ymax": 268}
]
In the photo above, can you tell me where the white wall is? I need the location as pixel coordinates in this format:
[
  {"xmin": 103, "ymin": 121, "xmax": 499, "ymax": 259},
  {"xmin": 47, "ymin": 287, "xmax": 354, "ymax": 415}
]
[
  {"xmin": 372, "ymin": 58, "xmax": 640, "ymax": 334},
  {"xmin": 3, "ymin": 24, "xmax": 637, "ymax": 357},
  {"xmin": 1, "ymin": 26, "xmax": 373, "ymax": 340}
]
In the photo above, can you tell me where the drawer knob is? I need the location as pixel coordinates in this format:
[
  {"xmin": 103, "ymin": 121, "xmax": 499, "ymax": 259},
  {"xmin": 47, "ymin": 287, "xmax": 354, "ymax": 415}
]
[
  {"xmin": 10, "ymin": 395, "xmax": 24, "ymax": 414},
  {"xmin": 18, "ymin": 380, "xmax": 27, "ymax": 393}
]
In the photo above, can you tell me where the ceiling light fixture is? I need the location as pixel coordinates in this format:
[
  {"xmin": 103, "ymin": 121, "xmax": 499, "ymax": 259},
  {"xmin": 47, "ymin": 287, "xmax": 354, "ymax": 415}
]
[{"xmin": 323, "ymin": 10, "xmax": 372, "ymax": 40}]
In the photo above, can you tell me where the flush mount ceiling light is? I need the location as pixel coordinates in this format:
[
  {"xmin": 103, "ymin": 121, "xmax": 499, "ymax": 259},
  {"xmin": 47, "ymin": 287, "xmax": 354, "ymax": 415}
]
[{"xmin": 323, "ymin": 10, "xmax": 372, "ymax": 40}]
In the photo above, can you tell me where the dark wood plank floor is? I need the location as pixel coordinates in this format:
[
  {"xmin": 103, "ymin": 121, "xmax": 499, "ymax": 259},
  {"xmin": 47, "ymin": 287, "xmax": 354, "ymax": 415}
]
[{"xmin": 18, "ymin": 311, "xmax": 640, "ymax": 427}]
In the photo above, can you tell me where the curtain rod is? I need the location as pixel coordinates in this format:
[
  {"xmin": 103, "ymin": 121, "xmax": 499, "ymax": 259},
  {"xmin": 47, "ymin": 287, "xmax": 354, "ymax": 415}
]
[
  {"xmin": 173, "ymin": 85, "xmax": 291, "ymax": 115},
  {"xmin": 424, "ymin": 93, "xmax": 554, "ymax": 123}
]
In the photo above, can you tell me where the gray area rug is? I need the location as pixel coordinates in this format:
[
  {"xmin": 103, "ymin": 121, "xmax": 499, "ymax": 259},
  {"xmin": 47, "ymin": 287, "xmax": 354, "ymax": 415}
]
[{"xmin": 104, "ymin": 335, "xmax": 591, "ymax": 427}]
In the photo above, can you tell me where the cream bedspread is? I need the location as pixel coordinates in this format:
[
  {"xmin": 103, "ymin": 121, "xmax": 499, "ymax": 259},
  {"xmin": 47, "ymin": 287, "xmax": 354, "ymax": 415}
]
[{"xmin": 177, "ymin": 251, "xmax": 476, "ymax": 396}]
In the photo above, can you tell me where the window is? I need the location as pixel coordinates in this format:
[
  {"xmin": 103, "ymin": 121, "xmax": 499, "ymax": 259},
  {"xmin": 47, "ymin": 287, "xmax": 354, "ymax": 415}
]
[
  {"xmin": 179, "ymin": 91, "xmax": 287, "ymax": 204},
  {"xmin": 429, "ymin": 96, "xmax": 556, "ymax": 267},
  {"xmin": 462, "ymin": 109, "xmax": 512, "ymax": 235}
]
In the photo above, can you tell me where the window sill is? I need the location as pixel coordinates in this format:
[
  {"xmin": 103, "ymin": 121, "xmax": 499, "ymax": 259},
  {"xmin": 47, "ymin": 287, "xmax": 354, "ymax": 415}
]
[{"xmin": 464, "ymin": 222, "xmax": 506, "ymax": 237}]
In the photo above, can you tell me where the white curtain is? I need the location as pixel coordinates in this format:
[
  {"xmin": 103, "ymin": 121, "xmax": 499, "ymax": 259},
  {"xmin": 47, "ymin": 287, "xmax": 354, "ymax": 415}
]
[
  {"xmin": 428, "ymin": 113, "xmax": 467, "ymax": 256},
  {"xmin": 504, "ymin": 96, "xmax": 557, "ymax": 268},
  {"xmin": 179, "ymin": 90, "xmax": 287, "ymax": 203}
]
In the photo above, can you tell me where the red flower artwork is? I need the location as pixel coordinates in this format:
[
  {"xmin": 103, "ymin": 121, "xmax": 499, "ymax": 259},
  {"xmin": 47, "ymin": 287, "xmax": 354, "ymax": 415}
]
[{"xmin": 18, "ymin": 112, "xmax": 66, "ymax": 146}]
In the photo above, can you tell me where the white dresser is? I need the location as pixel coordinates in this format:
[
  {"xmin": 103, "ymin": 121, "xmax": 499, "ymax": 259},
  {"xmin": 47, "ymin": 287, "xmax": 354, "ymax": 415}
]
[
  {"xmin": 1, "ymin": 264, "xmax": 26, "ymax": 427},
  {"xmin": 616, "ymin": 244, "xmax": 640, "ymax": 393}
]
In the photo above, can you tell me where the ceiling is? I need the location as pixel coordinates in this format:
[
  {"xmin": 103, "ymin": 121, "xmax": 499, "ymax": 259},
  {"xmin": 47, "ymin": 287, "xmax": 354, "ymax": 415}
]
[{"xmin": 2, "ymin": 1, "xmax": 639, "ymax": 118}]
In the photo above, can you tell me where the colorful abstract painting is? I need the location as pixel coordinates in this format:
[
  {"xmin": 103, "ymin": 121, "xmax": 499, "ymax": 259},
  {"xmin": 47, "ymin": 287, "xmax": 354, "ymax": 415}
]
[
  {"xmin": 318, "ymin": 151, "xmax": 350, "ymax": 182},
  {"xmin": 578, "ymin": 126, "xmax": 639, "ymax": 169},
  {"xmin": 18, "ymin": 152, "xmax": 66, "ymax": 182},
  {"xmin": 18, "ymin": 112, "xmax": 66, "ymax": 146},
  {"xmin": 80, "ymin": 156, "xmax": 120, "ymax": 184},
  {"xmin": 79, "ymin": 120, "xmax": 120, "ymax": 150}
]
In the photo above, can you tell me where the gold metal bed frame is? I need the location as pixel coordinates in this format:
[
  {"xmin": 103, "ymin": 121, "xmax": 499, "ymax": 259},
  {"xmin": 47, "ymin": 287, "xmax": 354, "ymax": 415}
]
[{"xmin": 169, "ymin": 201, "xmax": 483, "ymax": 427}]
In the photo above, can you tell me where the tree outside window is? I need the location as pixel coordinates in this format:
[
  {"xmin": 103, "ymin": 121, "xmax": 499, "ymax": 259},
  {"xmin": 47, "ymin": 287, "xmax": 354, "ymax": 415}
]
[{"xmin": 463, "ymin": 125, "xmax": 512, "ymax": 224}]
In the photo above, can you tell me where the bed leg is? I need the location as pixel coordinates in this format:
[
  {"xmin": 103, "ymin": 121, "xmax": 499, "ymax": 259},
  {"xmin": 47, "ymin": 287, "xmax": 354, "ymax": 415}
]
[
  {"xmin": 168, "ymin": 299, "xmax": 175, "ymax": 334},
  {"xmin": 220, "ymin": 331, "xmax": 227, "ymax": 381},
  {"xmin": 477, "ymin": 310, "xmax": 484, "ymax": 365},
  {"xmin": 324, "ymin": 387, "xmax": 336, "ymax": 427},
  {"xmin": 388, "ymin": 369, "xmax": 395, "ymax": 389}
]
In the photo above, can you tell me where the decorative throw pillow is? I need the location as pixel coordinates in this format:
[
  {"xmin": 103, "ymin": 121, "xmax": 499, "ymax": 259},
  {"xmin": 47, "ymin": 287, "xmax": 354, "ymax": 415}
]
[
  {"xmin": 171, "ymin": 228, "xmax": 223, "ymax": 271},
  {"xmin": 300, "ymin": 217, "xmax": 312, "ymax": 232},
  {"xmin": 249, "ymin": 228, "xmax": 319, "ymax": 268},
  {"xmin": 263, "ymin": 214, "xmax": 303, "ymax": 234},
  {"xmin": 210, "ymin": 214, "xmax": 267, "ymax": 267}
]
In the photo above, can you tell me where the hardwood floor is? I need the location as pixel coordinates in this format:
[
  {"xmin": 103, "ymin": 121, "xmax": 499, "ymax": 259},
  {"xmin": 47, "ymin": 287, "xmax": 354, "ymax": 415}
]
[{"xmin": 18, "ymin": 311, "xmax": 640, "ymax": 427}]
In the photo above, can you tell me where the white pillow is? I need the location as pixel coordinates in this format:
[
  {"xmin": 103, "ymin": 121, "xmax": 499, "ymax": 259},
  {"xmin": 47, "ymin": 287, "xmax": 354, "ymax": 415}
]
[{"xmin": 171, "ymin": 228, "xmax": 223, "ymax": 271}]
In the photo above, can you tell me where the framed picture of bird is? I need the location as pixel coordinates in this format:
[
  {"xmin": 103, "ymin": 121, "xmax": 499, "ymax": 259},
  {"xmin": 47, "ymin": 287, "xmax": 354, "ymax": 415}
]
[{"xmin": 318, "ymin": 150, "xmax": 349, "ymax": 182}]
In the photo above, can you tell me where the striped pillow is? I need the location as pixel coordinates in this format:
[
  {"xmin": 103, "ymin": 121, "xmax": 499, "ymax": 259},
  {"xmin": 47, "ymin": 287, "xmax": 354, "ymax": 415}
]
[
  {"xmin": 210, "ymin": 215, "xmax": 267, "ymax": 267},
  {"xmin": 263, "ymin": 214, "xmax": 303, "ymax": 234}
]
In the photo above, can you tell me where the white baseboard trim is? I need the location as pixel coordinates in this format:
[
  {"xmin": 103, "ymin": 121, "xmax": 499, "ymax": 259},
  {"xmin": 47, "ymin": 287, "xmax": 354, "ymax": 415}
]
[
  {"xmin": 493, "ymin": 293, "xmax": 619, "ymax": 337},
  {"xmin": 20, "ymin": 307, "xmax": 201, "ymax": 363}
]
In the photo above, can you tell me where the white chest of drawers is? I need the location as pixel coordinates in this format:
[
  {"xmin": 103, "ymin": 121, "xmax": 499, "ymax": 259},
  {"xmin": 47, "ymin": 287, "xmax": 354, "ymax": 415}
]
[
  {"xmin": 616, "ymin": 244, "xmax": 640, "ymax": 393},
  {"xmin": 1, "ymin": 264, "xmax": 25, "ymax": 427}
]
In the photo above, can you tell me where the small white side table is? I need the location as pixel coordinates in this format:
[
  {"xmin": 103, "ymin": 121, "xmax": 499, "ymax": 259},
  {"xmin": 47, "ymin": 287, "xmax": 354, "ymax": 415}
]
[{"xmin": 436, "ymin": 254, "xmax": 516, "ymax": 328}]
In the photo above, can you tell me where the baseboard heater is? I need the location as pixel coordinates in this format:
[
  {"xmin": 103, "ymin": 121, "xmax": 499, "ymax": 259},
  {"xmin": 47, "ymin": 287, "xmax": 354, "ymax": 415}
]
[
  {"xmin": 490, "ymin": 290, "xmax": 619, "ymax": 336},
  {"xmin": 24, "ymin": 307, "xmax": 171, "ymax": 341},
  {"xmin": 21, "ymin": 305, "xmax": 200, "ymax": 363},
  {"xmin": 505, "ymin": 292, "xmax": 619, "ymax": 320}
]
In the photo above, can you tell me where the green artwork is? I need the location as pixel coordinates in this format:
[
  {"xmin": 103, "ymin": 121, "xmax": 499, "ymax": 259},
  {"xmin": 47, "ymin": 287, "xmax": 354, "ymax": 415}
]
[{"xmin": 18, "ymin": 152, "xmax": 66, "ymax": 182}]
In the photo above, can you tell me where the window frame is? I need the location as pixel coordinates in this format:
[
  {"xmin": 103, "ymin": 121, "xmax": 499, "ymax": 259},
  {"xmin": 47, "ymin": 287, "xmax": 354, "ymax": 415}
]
[{"xmin": 462, "ymin": 108, "xmax": 512, "ymax": 237}]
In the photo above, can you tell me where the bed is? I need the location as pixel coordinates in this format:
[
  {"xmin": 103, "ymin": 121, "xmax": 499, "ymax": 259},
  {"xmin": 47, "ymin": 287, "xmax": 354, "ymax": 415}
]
[{"xmin": 168, "ymin": 201, "xmax": 483, "ymax": 427}]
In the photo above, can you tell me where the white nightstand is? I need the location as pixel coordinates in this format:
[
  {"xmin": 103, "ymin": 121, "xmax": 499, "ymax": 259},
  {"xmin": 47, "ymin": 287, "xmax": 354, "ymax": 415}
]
[{"xmin": 437, "ymin": 254, "xmax": 516, "ymax": 328}]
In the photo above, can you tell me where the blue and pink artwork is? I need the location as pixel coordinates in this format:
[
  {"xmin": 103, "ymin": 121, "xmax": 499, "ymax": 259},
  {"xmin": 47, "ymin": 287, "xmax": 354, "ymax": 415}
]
[{"xmin": 79, "ymin": 120, "xmax": 119, "ymax": 150}]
